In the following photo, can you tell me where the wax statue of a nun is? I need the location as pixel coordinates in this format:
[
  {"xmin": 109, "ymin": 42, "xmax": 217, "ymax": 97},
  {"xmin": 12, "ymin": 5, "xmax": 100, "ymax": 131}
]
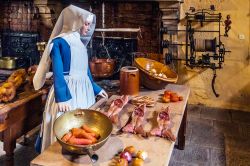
[{"xmin": 33, "ymin": 5, "xmax": 108, "ymax": 152}]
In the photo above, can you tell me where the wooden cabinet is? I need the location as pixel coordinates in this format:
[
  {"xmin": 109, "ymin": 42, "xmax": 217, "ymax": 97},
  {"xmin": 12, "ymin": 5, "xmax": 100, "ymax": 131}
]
[{"xmin": 0, "ymin": 85, "xmax": 49, "ymax": 166}]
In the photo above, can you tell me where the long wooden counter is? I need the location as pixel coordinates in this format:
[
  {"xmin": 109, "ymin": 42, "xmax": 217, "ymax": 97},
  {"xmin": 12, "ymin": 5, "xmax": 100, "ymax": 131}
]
[
  {"xmin": 31, "ymin": 84, "xmax": 190, "ymax": 166},
  {"xmin": 0, "ymin": 83, "xmax": 49, "ymax": 166}
]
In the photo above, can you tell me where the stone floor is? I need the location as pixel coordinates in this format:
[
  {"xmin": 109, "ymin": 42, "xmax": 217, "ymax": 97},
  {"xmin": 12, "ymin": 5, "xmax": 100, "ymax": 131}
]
[
  {"xmin": 170, "ymin": 105, "xmax": 250, "ymax": 166},
  {"xmin": 0, "ymin": 105, "xmax": 250, "ymax": 166}
]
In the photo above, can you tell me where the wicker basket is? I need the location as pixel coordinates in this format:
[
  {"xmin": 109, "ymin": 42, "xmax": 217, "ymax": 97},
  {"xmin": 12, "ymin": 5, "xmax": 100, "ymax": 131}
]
[{"xmin": 134, "ymin": 58, "xmax": 178, "ymax": 90}]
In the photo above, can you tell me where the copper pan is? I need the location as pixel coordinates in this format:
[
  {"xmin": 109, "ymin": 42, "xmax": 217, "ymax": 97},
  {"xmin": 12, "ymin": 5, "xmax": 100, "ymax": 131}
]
[
  {"xmin": 89, "ymin": 58, "xmax": 115, "ymax": 78},
  {"xmin": 53, "ymin": 109, "xmax": 113, "ymax": 163}
]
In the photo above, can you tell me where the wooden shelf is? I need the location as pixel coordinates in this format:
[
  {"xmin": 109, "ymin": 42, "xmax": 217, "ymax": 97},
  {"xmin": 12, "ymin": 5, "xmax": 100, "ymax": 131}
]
[{"xmin": 95, "ymin": 28, "xmax": 140, "ymax": 33}]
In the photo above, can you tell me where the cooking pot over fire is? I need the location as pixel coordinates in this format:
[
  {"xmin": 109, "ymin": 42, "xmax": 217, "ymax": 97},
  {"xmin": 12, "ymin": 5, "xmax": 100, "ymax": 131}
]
[
  {"xmin": 89, "ymin": 58, "xmax": 115, "ymax": 78},
  {"xmin": 89, "ymin": 34, "xmax": 116, "ymax": 78}
]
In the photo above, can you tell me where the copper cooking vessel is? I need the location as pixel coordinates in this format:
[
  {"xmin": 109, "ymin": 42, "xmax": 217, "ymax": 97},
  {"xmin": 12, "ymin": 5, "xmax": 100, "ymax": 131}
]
[
  {"xmin": 89, "ymin": 58, "xmax": 115, "ymax": 78},
  {"xmin": 120, "ymin": 66, "xmax": 139, "ymax": 96},
  {"xmin": 54, "ymin": 109, "xmax": 113, "ymax": 163},
  {"xmin": 134, "ymin": 58, "xmax": 178, "ymax": 90},
  {"xmin": 0, "ymin": 57, "xmax": 27, "ymax": 69}
]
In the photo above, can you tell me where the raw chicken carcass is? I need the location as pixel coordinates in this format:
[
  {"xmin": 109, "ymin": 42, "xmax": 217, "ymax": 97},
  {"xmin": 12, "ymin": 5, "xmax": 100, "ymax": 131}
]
[
  {"xmin": 122, "ymin": 104, "xmax": 147, "ymax": 136},
  {"xmin": 105, "ymin": 95, "xmax": 129, "ymax": 123},
  {"xmin": 150, "ymin": 107, "xmax": 176, "ymax": 141}
]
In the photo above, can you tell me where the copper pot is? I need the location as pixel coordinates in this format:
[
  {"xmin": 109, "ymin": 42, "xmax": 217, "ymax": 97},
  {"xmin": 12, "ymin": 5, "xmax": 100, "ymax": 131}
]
[
  {"xmin": 89, "ymin": 58, "xmax": 115, "ymax": 78},
  {"xmin": 120, "ymin": 66, "xmax": 139, "ymax": 96},
  {"xmin": 54, "ymin": 109, "xmax": 113, "ymax": 162}
]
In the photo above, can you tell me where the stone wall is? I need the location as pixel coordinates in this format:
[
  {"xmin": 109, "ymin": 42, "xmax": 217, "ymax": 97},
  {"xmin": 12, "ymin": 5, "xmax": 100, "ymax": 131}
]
[
  {"xmin": 1, "ymin": 0, "xmax": 249, "ymax": 111},
  {"xmin": 0, "ymin": 0, "xmax": 64, "ymax": 41},
  {"xmin": 0, "ymin": 1, "xmax": 39, "ymax": 32},
  {"xmin": 92, "ymin": 2, "xmax": 161, "ymax": 52},
  {"xmin": 177, "ymin": 0, "xmax": 250, "ymax": 112},
  {"xmin": 63, "ymin": 2, "xmax": 161, "ymax": 53},
  {"xmin": 0, "ymin": 1, "xmax": 160, "ymax": 53}
]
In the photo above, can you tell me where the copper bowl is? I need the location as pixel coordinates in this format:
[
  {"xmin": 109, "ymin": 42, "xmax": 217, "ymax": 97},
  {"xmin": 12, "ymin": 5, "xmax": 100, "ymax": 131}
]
[
  {"xmin": 89, "ymin": 58, "xmax": 115, "ymax": 78},
  {"xmin": 53, "ymin": 109, "xmax": 113, "ymax": 162},
  {"xmin": 134, "ymin": 58, "xmax": 178, "ymax": 90}
]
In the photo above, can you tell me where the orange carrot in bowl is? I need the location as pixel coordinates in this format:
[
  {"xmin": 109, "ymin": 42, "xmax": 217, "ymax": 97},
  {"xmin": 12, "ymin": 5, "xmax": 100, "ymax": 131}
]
[
  {"xmin": 71, "ymin": 128, "xmax": 97, "ymax": 143},
  {"xmin": 88, "ymin": 132, "xmax": 97, "ymax": 138},
  {"xmin": 81, "ymin": 131, "xmax": 97, "ymax": 143},
  {"xmin": 71, "ymin": 128, "xmax": 83, "ymax": 137},
  {"xmin": 68, "ymin": 136, "xmax": 92, "ymax": 145},
  {"xmin": 61, "ymin": 132, "xmax": 73, "ymax": 142},
  {"xmin": 81, "ymin": 125, "xmax": 100, "ymax": 139}
]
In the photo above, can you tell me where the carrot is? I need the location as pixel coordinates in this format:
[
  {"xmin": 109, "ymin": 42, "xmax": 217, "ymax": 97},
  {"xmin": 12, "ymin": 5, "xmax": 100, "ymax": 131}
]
[
  {"xmin": 61, "ymin": 132, "xmax": 73, "ymax": 142},
  {"xmin": 81, "ymin": 125, "xmax": 96, "ymax": 133},
  {"xmin": 81, "ymin": 125, "xmax": 100, "ymax": 138},
  {"xmin": 88, "ymin": 132, "xmax": 97, "ymax": 138},
  {"xmin": 71, "ymin": 128, "xmax": 97, "ymax": 143},
  {"xmin": 81, "ymin": 131, "xmax": 97, "ymax": 143},
  {"xmin": 68, "ymin": 136, "xmax": 92, "ymax": 145},
  {"xmin": 71, "ymin": 128, "xmax": 84, "ymax": 137}
]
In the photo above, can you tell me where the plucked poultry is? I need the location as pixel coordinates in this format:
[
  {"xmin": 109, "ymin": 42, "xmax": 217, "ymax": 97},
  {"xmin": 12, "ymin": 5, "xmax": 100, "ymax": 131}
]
[
  {"xmin": 150, "ymin": 107, "xmax": 176, "ymax": 141},
  {"xmin": 104, "ymin": 95, "xmax": 129, "ymax": 124},
  {"xmin": 122, "ymin": 104, "xmax": 147, "ymax": 136}
]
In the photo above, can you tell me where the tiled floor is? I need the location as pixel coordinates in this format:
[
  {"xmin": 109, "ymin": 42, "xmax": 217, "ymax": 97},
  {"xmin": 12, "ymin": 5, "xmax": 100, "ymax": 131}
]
[{"xmin": 0, "ymin": 105, "xmax": 250, "ymax": 166}]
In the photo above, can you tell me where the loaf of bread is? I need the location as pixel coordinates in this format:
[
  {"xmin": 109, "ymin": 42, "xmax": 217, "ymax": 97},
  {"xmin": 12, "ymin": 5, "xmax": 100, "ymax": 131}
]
[
  {"xmin": 7, "ymin": 69, "xmax": 27, "ymax": 88},
  {"xmin": 27, "ymin": 65, "xmax": 38, "ymax": 85},
  {"xmin": 0, "ymin": 82, "xmax": 16, "ymax": 102},
  {"xmin": 0, "ymin": 68, "xmax": 27, "ymax": 103}
]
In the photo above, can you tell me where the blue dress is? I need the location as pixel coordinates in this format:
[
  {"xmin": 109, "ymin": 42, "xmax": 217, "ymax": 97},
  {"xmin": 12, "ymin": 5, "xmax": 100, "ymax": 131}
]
[{"xmin": 37, "ymin": 31, "xmax": 101, "ymax": 152}]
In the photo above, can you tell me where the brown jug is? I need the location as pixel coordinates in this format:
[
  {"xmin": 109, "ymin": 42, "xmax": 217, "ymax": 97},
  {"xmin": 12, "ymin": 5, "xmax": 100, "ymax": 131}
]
[{"xmin": 120, "ymin": 66, "xmax": 139, "ymax": 96}]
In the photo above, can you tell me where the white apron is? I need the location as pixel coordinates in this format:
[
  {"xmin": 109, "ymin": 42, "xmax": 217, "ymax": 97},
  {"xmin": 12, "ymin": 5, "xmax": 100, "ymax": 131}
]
[{"xmin": 40, "ymin": 32, "xmax": 96, "ymax": 152}]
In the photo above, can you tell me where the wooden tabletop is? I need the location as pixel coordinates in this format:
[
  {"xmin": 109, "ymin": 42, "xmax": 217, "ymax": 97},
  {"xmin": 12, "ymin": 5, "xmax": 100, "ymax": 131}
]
[
  {"xmin": 0, "ymin": 83, "xmax": 50, "ymax": 132},
  {"xmin": 30, "ymin": 84, "xmax": 190, "ymax": 166}
]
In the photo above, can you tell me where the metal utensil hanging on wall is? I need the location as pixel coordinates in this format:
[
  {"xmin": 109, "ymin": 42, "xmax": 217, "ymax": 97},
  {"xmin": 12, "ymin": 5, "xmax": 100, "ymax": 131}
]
[
  {"xmin": 89, "ymin": 2, "xmax": 115, "ymax": 78},
  {"xmin": 100, "ymin": 1, "xmax": 111, "ymax": 60},
  {"xmin": 90, "ymin": 2, "xmax": 141, "ymax": 78}
]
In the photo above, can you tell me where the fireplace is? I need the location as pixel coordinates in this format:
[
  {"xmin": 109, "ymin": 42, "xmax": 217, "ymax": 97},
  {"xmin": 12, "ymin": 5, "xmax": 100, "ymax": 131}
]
[
  {"xmin": 88, "ymin": 36, "xmax": 137, "ymax": 79},
  {"xmin": 0, "ymin": 0, "xmax": 182, "ymax": 72},
  {"xmin": 1, "ymin": 31, "xmax": 40, "ymax": 68}
]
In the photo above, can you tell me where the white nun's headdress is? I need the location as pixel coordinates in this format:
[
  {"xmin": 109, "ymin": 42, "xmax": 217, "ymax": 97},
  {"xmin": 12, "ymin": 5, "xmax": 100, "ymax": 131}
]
[{"xmin": 33, "ymin": 5, "xmax": 96, "ymax": 90}]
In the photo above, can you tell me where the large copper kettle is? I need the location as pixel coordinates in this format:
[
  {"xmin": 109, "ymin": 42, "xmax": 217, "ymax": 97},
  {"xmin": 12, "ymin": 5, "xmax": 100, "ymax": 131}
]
[
  {"xmin": 120, "ymin": 66, "xmax": 139, "ymax": 96},
  {"xmin": 89, "ymin": 58, "xmax": 115, "ymax": 78}
]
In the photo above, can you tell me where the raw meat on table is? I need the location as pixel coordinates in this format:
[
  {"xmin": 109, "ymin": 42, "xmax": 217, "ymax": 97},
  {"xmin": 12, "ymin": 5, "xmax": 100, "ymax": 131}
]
[
  {"xmin": 150, "ymin": 107, "xmax": 176, "ymax": 141},
  {"xmin": 104, "ymin": 95, "xmax": 129, "ymax": 124},
  {"xmin": 122, "ymin": 104, "xmax": 147, "ymax": 136}
]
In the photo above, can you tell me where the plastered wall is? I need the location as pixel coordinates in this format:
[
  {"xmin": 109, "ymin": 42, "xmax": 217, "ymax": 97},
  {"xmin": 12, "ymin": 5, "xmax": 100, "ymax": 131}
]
[{"xmin": 178, "ymin": 0, "xmax": 250, "ymax": 111}]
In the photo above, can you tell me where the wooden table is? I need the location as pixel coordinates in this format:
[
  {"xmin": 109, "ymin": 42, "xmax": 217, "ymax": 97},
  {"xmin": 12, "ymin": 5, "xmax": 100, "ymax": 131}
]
[
  {"xmin": 0, "ymin": 84, "xmax": 49, "ymax": 166},
  {"xmin": 31, "ymin": 84, "xmax": 190, "ymax": 166}
]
